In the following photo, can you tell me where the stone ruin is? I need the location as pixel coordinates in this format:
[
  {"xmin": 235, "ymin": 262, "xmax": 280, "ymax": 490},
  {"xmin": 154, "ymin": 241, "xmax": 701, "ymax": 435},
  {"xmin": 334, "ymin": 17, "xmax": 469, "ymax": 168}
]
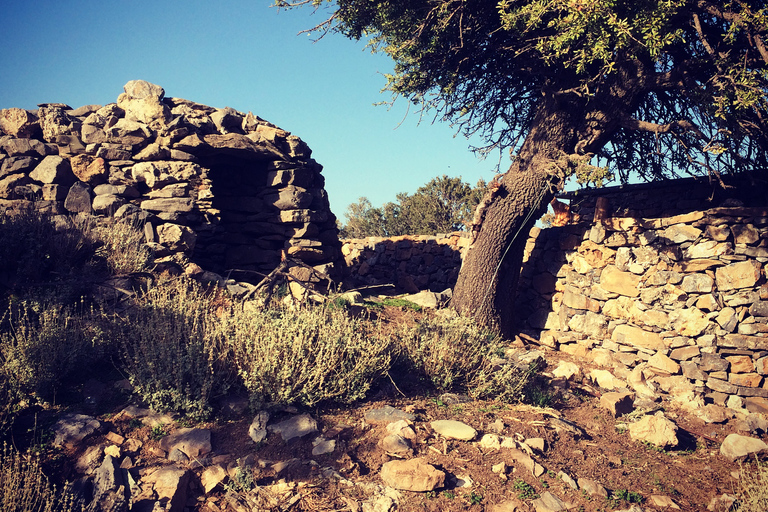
[{"xmin": 0, "ymin": 79, "xmax": 343, "ymax": 287}]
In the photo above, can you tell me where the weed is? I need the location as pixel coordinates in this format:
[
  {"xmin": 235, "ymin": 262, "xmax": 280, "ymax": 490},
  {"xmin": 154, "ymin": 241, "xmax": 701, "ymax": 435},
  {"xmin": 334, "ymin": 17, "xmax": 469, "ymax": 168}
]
[
  {"xmin": 226, "ymin": 466, "xmax": 256, "ymax": 493},
  {"xmin": 442, "ymin": 491, "xmax": 455, "ymax": 499},
  {"xmin": 608, "ymin": 489, "xmax": 643, "ymax": 507},
  {"xmin": 513, "ymin": 479, "xmax": 539, "ymax": 500},
  {"xmin": 398, "ymin": 316, "xmax": 537, "ymax": 401},
  {"xmin": 547, "ymin": 470, "xmax": 556, "ymax": 478},
  {"xmin": 468, "ymin": 492, "xmax": 483, "ymax": 505},
  {"xmin": 149, "ymin": 424, "xmax": 169, "ymax": 441},
  {"xmin": 641, "ymin": 440, "xmax": 665, "ymax": 453},
  {"xmin": 326, "ymin": 296, "xmax": 351, "ymax": 310},
  {"xmin": 128, "ymin": 418, "xmax": 143, "ymax": 430}
]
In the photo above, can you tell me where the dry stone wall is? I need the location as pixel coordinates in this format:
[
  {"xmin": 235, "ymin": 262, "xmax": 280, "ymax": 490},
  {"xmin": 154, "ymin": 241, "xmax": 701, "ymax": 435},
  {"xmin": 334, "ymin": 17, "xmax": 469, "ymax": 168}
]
[
  {"xmin": 516, "ymin": 177, "xmax": 768, "ymax": 408},
  {"xmin": 340, "ymin": 233, "xmax": 471, "ymax": 293},
  {"xmin": 0, "ymin": 80, "xmax": 342, "ymax": 281}
]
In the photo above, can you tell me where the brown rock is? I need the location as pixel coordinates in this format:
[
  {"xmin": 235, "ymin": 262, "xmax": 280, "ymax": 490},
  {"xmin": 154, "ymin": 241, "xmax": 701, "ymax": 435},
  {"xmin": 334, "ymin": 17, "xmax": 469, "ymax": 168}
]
[
  {"xmin": 600, "ymin": 265, "xmax": 640, "ymax": 297},
  {"xmin": 600, "ymin": 391, "xmax": 634, "ymax": 417},
  {"xmin": 0, "ymin": 108, "xmax": 40, "ymax": 137},
  {"xmin": 380, "ymin": 458, "xmax": 445, "ymax": 492},
  {"xmin": 732, "ymin": 224, "xmax": 760, "ymax": 245},
  {"xmin": 716, "ymin": 260, "xmax": 763, "ymax": 291},
  {"xmin": 729, "ymin": 373, "xmax": 763, "ymax": 388},
  {"xmin": 612, "ymin": 324, "xmax": 665, "ymax": 351},
  {"xmin": 726, "ymin": 355, "xmax": 755, "ymax": 374},
  {"xmin": 628, "ymin": 412, "xmax": 679, "ymax": 448},
  {"xmin": 647, "ymin": 352, "xmax": 681, "ymax": 374}
]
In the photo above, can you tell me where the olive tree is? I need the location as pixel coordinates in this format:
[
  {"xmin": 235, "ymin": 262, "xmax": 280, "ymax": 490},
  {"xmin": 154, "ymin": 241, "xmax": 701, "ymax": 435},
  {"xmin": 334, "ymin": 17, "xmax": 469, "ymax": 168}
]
[{"xmin": 280, "ymin": 0, "xmax": 768, "ymax": 336}]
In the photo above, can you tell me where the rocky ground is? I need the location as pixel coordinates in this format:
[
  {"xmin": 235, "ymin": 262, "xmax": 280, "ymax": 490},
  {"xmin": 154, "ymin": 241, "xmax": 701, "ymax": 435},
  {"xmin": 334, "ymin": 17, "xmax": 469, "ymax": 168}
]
[{"xmin": 16, "ymin": 307, "xmax": 768, "ymax": 512}]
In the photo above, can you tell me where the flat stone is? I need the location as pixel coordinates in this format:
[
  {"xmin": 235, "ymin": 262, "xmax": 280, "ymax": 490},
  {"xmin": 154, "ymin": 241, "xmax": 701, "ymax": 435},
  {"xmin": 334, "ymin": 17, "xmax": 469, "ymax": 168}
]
[
  {"xmin": 430, "ymin": 419, "xmax": 477, "ymax": 441},
  {"xmin": 612, "ymin": 324, "xmax": 665, "ymax": 351},
  {"xmin": 577, "ymin": 477, "xmax": 608, "ymax": 498},
  {"xmin": 600, "ymin": 265, "xmax": 640, "ymax": 297},
  {"xmin": 663, "ymin": 224, "xmax": 702, "ymax": 243},
  {"xmin": 532, "ymin": 491, "xmax": 568, "ymax": 512},
  {"xmin": 647, "ymin": 352, "xmax": 681, "ymax": 374},
  {"xmin": 52, "ymin": 413, "xmax": 101, "ymax": 448},
  {"xmin": 268, "ymin": 413, "xmax": 318, "ymax": 442},
  {"xmin": 364, "ymin": 406, "xmax": 416, "ymax": 425},
  {"xmin": 649, "ymin": 495, "xmax": 680, "ymax": 509},
  {"xmin": 142, "ymin": 466, "xmax": 191, "ymax": 512},
  {"xmin": 312, "ymin": 437, "xmax": 336, "ymax": 456},
  {"xmin": 552, "ymin": 361, "xmax": 581, "ymax": 380},
  {"xmin": 720, "ymin": 433, "xmax": 768, "ymax": 461},
  {"xmin": 380, "ymin": 458, "xmax": 445, "ymax": 491},
  {"xmin": 716, "ymin": 260, "xmax": 763, "ymax": 291},
  {"xmin": 158, "ymin": 428, "xmax": 211, "ymax": 458},
  {"xmin": 694, "ymin": 404, "xmax": 730, "ymax": 424},
  {"xmin": 669, "ymin": 308, "xmax": 709, "ymax": 337}
]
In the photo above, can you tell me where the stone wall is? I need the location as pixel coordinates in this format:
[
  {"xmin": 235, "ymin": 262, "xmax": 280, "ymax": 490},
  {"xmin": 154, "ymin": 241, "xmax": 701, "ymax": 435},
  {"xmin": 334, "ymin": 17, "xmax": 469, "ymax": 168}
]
[
  {"xmin": 0, "ymin": 80, "xmax": 342, "ymax": 281},
  {"xmin": 516, "ymin": 177, "xmax": 768, "ymax": 407},
  {"xmin": 340, "ymin": 233, "xmax": 471, "ymax": 293}
]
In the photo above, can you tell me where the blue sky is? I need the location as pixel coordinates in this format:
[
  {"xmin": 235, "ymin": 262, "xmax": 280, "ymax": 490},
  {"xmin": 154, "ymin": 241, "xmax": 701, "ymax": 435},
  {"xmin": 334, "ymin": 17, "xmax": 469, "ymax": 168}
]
[{"xmin": 0, "ymin": 0, "xmax": 504, "ymax": 220}]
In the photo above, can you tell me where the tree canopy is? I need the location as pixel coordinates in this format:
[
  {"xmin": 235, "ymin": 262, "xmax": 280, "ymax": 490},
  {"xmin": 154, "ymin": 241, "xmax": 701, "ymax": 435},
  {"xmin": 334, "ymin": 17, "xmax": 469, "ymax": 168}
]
[
  {"xmin": 281, "ymin": 0, "xmax": 768, "ymax": 186},
  {"xmin": 340, "ymin": 175, "xmax": 486, "ymax": 237}
]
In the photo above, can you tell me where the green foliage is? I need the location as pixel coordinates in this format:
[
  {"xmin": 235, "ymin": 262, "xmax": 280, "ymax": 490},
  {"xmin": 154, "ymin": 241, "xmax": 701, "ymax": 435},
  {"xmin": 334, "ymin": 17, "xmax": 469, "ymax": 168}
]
[
  {"xmin": 609, "ymin": 489, "xmax": 643, "ymax": 507},
  {"xmin": 0, "ymin": 444, "xmax": 77, "ymax": 512},
  {"xmin": 149, "ymin": 424, "xmax": 169, "ymax": 441},
  {"xmin": 227, "ymin": 303, "xmax": 393, "ymax": 407},
  {"xmin": 282, "ymin": 0, "xmax": 768, "ymax": 187},
  {"xmin": 398, "ymin": 315, "xmax": 535, "ymax": 400},
  {"xmin": 513, "ymin": 479, "xmax": 539, "ymax": 500},
  {"xmin": 0, "ymin": 302, "xmax": 107, "ymax": 400},
  {"xmin": 113, "ymin": 277, "xmax": 231, "ymax": 421},
  {"xmin": 379, "ymin": 297, "xmax": 422, "ymax": 311},
  {"xmin": 340, "ymin": 176, "xmax": 486, "ymax": 237}
]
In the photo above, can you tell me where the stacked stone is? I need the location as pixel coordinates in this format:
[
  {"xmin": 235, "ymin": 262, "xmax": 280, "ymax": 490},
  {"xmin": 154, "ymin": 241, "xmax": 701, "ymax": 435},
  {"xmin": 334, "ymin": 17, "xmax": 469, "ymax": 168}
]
[
  {"xmin": 0, "ymin": 80, "xmax": 342, "ymax": 280},
  {"xmin": 341, "ymin": 233, "xmax": 470, "ymax": 293},
  {"xmin": 517, "ymin": 198, "xmax": 768, "ymax": 406}
]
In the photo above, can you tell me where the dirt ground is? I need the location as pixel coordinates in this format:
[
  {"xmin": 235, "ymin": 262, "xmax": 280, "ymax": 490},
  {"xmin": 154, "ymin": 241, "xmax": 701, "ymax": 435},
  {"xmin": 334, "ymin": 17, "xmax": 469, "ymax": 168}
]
[{"xmin": 25, "ymin": 305, "xmax": 761, "ymax": 512}]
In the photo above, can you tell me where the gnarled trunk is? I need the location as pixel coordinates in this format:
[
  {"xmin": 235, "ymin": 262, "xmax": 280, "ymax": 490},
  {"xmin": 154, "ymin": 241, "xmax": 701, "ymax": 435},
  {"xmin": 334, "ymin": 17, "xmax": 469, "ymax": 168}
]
[{"xmin": 452, "ymin": 99, "xmax": 583, "ymax": 338}]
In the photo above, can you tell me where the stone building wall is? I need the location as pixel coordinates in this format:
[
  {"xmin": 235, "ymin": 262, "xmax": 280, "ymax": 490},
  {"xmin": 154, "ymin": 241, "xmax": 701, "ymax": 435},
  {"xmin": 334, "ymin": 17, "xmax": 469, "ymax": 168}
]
[
  {"xmin": 516, "ymin": 177, "xmax": 768, "ymax": 407},
  {"xmin": 0, "ymin": 80, "xmax": 342, "ymax": 282},
  {"xmin": 340, "ymin": 233, "xmax": 471, "ymax": 293}
]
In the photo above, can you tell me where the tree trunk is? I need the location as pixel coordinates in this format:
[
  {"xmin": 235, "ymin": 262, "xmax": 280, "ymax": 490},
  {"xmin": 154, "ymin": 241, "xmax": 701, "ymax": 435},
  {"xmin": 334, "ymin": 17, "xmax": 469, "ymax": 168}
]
[{"xmin": 452, "ymin": 98, "xmax": 582, "ymax": 338}]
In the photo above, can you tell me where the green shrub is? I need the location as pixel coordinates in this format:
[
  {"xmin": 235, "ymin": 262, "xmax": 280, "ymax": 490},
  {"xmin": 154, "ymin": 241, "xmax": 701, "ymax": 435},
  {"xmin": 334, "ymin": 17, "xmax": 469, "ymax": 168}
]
[
  {"xmin": 0, "ymin": 302, "xmax": 106, "ymax": 400},
  {"xmin": 0, "ymin": 444, "xmax": 77, "ymax": 512},
  {"xmin": 113, "ymin": 277, "xmax": 231, "ymax": 420},
  {"xmin": 397, "ymin": 316, "xmax": 534, "ymax": 401},
  {"xmin": 228, "ymin": 304, "xmax": 392, "ymax": 407}
]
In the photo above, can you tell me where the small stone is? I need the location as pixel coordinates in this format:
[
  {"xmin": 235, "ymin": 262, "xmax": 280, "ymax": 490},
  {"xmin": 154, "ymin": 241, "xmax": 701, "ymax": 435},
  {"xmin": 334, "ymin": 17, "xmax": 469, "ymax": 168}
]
[
  {"xmin": 478, "ymin": 433, "xmax": 502, "ymax": 451},
  {"xmin": 249, "ymin": 411, "xmax": 270, "ymax": 444},
  {"xmin": 168, "ymin": 448, "xmax": 189, "ymax": 462},
  {"xmin": 104, "ymin": 445, "xmax": 120, "ymax": 458},
  {"xmin": 268, "ymin": 414, "xmax": 319, "ymax": 442},
  {"xmin": 430, "ymin": 419, "xmax": 477, "ymax": 441},
  {"xmin": 628, "ymin": 412, "xmax": 678, "ymax": 448},
  {"xmin": 52, "ymin": 413, "xmax": 101, "ymax": 448},
  {"xmin": 649, "ymin": 495, "xmax": 680, "ymax": 509},
  {"xmin": 557, "ymin": 471, "xmax": 578, "ymax": 490},
  {"xmin": 159, "ymin": 428, "xmax": 211, "ymax": 458},
  {"xmin": 600, "ymin": 391, "xmax": 635, "ymax": 417},
  {"xmin": 380, "ymin": 458, "xmax": 445, "ymax": 492},
  {"xmin": 720, "ymin": 433, "xmax": 768, "ymax": 461},
  {"xmin": 532, "ymin": 491, "xmax": 568, "ymax": 512},
  {"xmin": 492, "ymin": 462, "xmax": 507, "ymax": 474},
  {"xmin": 577, "ymin": 477, "xmax": 608, "ymax": 498},
  {"xmin": 378, "ymin": 434, "xmax": 411, "ymax": 455},
  {"xmin": 201, "ymin": 464, "xmax": 227, "ymax": 493},
  {"xmin": 552, "ymin": 361, "xmax": 581, "ymax": 380},
  {"xmin": 311, "ymin": 437, "xmax": 336, "ymax": 456}
]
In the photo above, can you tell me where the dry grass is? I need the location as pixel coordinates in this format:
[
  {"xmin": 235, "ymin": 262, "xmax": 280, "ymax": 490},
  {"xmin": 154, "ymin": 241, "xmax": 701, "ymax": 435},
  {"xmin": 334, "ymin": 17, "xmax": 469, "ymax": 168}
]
[
  {"xmin": 0, "ymin": 444, "xmax": 77, "ymax": 512},
  {"xmin": 227, "ymin": 303, "xmax": 393, "ymax": 407},
  {"xmin": 735, "ymin": 461, "xmax": 768, "ymax": 512}
]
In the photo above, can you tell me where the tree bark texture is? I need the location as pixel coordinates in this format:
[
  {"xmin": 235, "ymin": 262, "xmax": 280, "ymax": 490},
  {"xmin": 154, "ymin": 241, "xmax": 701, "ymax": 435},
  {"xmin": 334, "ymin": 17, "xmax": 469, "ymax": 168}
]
[{"xmin": 452, "ymin": 96, "xmax": 588, "ymax": 338}]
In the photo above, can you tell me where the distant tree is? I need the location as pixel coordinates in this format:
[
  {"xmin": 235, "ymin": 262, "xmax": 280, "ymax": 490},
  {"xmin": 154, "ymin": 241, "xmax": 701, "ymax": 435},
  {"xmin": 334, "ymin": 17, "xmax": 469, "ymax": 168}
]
[
  {"xmin": 340, "ymin": 176, "xmax": 486, "ymax": 237},
  {"xmin": 339, "ymin": 197, "xmax": 387, "ymax": 238},
  {"xmin": 283, "ymin": 0, "xmax": 768, "ymax": 337}
]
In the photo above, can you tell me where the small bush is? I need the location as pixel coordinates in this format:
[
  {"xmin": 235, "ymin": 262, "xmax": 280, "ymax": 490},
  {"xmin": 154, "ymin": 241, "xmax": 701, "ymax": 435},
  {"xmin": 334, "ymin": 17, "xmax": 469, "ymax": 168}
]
[
  {"xmin": 736, "ymin": 461, "xmax": 768, "ymax": 512},
  {"xmin": 0, "ymin": 302, "xmax": 107, "ymax": 400},
  {"xmin": 397, "ymin": 316, "xmax": 534, "ymax": 401},
  {"xmin": 0, "ymin": 444, "xmax": 77, "ymax": 512},
  {"xmin": 228, "ymin": 304, "xmax": 392, "ymax": 407},
  {"xmin": 91, "ymin": 218, "xmax": 152, "ymax": 276},
  {"xmin": 113, "ymin": 277, "xmax": 231, "ymax": 420}
]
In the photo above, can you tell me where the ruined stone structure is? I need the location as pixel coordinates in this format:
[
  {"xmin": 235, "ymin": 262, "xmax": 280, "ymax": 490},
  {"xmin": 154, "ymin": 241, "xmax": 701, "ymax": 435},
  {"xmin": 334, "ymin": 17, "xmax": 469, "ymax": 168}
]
[
  {"xmin": 0, "ymin": 80, "xmax": 343, "ymax": 282},
  {"xmin": 343, "ymin": 177, "xmax": 768, "ymax": 407}
]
